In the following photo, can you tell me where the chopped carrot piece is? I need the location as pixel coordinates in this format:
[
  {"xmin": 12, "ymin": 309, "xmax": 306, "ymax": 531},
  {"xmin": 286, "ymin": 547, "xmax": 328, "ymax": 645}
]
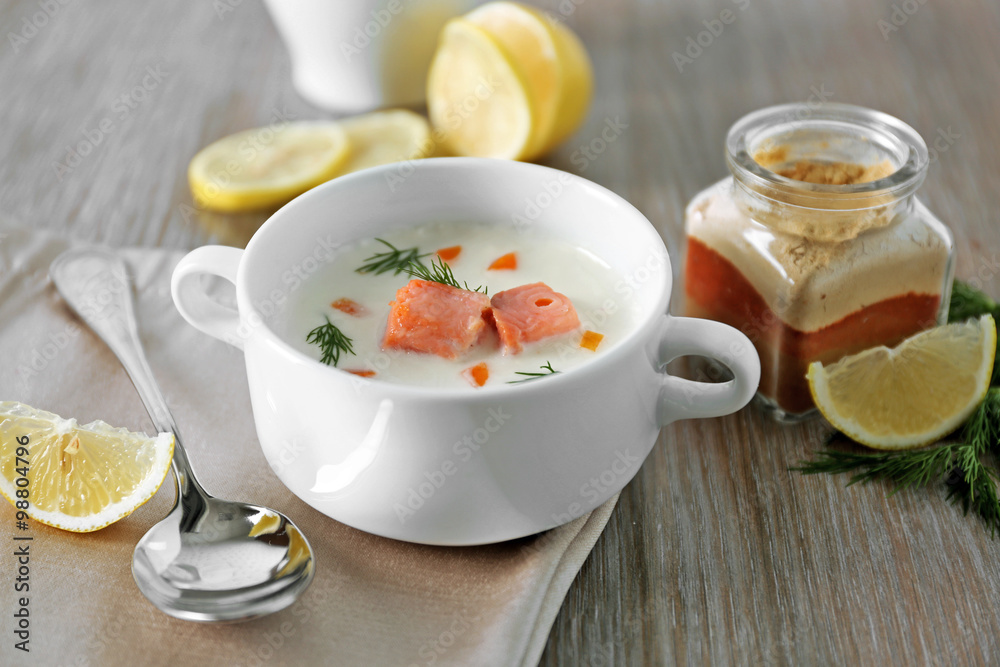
[
  {"xmin": 488, "ymin": 252, "xmax": 517, "ymax": 271},
  {"xmin": 331, "ymin": 298, "xmax": 368, "ymax": 317},
  {"xmin": 463, "ymin": 362, "xmax": 489, "ymax": 387},
  {"xmin": 345, "ymin": 369, "xmax": 376, "ymax": 378},
  {"xmin": 580, "ymin": 330, "xmax": 604, "ymax": 351},
  {"xmin": 437, "ymin": 245, "xmax": 462, "ymax": 261}
]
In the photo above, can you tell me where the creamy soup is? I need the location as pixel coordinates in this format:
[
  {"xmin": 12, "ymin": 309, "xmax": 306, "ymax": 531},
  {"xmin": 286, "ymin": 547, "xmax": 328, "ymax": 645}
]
[{"xmin": 283, "ymin": 221, "xmax": 637, "ymax": 388}]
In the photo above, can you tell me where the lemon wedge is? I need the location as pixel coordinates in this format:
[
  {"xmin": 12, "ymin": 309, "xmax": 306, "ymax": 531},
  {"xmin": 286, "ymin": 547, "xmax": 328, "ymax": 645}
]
[
  {"xmin": 807, "ymin": 315, "xmax": 997, "ymax": 450},
  {"xmin": 189, "ymin": 121, "xmax": 349, "ymax": 212},
  {"xmin": 0, "ymin": 402, "xmax": 174, "ymax": 532},
  {"xmin": 339, "ymin": 109, "xmax": 432, "ymax": 173}
]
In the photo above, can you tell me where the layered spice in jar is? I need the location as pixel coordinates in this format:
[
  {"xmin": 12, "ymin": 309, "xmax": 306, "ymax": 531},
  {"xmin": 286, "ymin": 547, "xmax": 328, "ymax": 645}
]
[{"xmin": 684, "ymin": 103, "xmax": 954, "ymax": 420}]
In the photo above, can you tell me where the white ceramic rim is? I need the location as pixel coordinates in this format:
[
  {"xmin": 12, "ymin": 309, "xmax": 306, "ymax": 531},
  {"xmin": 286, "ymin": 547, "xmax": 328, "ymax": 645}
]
[{"xmin": 236, "ymin": 157, "xmax": 672, "ymax": 399}]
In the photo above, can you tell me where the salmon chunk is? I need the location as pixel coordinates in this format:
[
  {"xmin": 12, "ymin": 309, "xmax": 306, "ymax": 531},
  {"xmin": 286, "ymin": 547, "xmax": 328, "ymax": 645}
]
[
  {"xmin": 383, "ymin": 279, "xmax": 492, "ymax": 359},
  {"xmin": 490, "ymin": 282, "xmax": 580, "ymax": 354}
]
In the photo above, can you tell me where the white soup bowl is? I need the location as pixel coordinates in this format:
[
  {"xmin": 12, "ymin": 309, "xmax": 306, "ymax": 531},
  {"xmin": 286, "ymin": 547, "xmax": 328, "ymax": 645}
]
[{"xmin": 171, "ymin": 158, "xmax": 760, "ymax": 545}]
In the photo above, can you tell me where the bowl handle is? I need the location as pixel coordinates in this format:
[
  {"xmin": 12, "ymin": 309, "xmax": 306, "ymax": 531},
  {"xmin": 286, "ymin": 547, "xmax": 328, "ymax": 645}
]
[
  {"xmin": 171, "ymin": 246, "xmax": 245, "ymax": 350},
  {"xmin": 656, "ymin": 315, "xmax": 761, "ymax": 425}
]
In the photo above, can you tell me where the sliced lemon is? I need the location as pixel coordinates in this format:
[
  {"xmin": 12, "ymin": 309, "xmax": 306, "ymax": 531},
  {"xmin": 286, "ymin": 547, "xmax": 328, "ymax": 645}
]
[
  {"xmin": 338, "ymin": 109, "xmax": 432, "ymax": 173},
  {"xmin": 464, "ymin": 2, "xmax": 560, "ymax": 159},
  {"xmin": 0, "ymin": 402, "xmax": 174, "ymax": 532},
  {"xmin": 189, "ymin": 121, "xmax": 350, "ymax": 212},
  {"xmin": 428, "ymin": 3, "xmax": 593, "ymax": 161},
  {"xmin": 467, "ymin": 2, "xmax": 593, "ymax": 157},
  {"xmin": 427, "ymin": 18, "xmax": 534, "ymax": 159},
  {"xmin": 807, "ymin": 315, "xmax": 997, "ymax": 450},
  {"xmin": 535, "ymin": 10, "xmax": 593, "ymax": 153}
]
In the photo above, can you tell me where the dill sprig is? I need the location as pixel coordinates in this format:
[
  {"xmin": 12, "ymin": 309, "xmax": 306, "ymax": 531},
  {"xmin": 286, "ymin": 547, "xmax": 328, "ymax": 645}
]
[
  {"xmin": 949, "ymin": 280, "xmax": 1000, "ymax": 324},
  {"xmin": 507, "ymin": 361, "xmax": 560, "ymax": 384},
  {"xmin": 795, "ymin": 435, "xmax": 959, "ymax": 493},
  {"xmin": 356, "ymin": 239, "xmax": 488, "ymax": 293},
  {"xmin": 794, "ymin": 388, "xmax": 1000, "ymax": 536},
  {"xmin": 356, "ymin": 239, "xmax": 430, "ymax": 276},
  {"xmin": 306, "ymin": 315, "xmax": 355, "ymax": 366},
  {"xmin": 405, "ymin": 256, "xmax": 487, "ymax": 294}
]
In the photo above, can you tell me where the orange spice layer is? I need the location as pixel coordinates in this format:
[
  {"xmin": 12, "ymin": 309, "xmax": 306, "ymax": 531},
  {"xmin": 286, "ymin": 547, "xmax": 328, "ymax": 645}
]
[{"xmin": 684, "ymin": 237, "xmax": 940, "ymax": 414}]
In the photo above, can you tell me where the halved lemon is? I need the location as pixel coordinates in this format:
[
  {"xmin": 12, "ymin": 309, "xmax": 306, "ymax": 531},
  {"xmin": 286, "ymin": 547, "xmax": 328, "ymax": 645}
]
[
  {"xmin": 189, "ymin": 121, "xmax": 349, "ymax": 212},
  {"xmin": 427, "ymin": 18, "xmax": 534, "ymax": 159},
  {"xmin": 338, "ymin": 109, "xmax": 432, "ymax": 173},
  {"xmin": 427, "ymin": 3, "xmax": 593, "ymax": 161},
  {"xmin": 464, "ymin": 2, "xmax": 560, "ymax": 159},
  {"xmin": 466, "ymin": 2, "xmax": 594, "ymax": 157},
  {"xmin": 0, "ymin": 402, "xmax": 174, "ymax": 532},
  {"xmin": 535, "ymin": 9, "xmax": 593, "ymax": 154},
  {"xmin": 807, "ymin": 315, "xmax": 997, "ymax": 450}
]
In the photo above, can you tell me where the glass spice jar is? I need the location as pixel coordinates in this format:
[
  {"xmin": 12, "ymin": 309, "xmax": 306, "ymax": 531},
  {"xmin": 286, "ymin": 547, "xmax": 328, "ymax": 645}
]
[{"xmin": 683, "ymin": 103, "xmax": 954, "ymax": 421}]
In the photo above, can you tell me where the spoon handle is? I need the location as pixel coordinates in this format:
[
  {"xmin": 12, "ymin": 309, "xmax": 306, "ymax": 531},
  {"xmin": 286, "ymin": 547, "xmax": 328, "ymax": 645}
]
[{"xmin": 49, "ymin": 248, "xmax": 206, "ymax": 498}]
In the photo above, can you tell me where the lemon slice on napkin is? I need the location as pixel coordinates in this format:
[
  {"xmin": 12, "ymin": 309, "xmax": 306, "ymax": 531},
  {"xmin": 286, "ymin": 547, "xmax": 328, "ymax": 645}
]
[
  {"xmin": 189, "ymin": 121, "xmax": 349, "ymax": 212},
  {"xmin": 807, "ymin": 315, "xmax": 996, "ymax": 450},
  {"xmin": 0, "ymin": 402, "xmax": 174, "ymax": 532}
]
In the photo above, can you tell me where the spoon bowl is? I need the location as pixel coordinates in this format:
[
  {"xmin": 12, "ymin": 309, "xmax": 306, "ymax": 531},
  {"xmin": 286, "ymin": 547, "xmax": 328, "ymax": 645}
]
[
  {"xmin": 132, "ymin": 497, "xmax": 314, "ymax": 621},
  {"xmin": 51, "ymin": 248, "xmax": 315, "ymax": 622}
]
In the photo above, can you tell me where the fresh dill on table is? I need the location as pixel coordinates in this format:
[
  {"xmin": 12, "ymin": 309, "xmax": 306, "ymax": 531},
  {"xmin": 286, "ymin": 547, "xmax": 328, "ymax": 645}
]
[
  {"xmin": 950, "ymin": 280, "xmax": 1000, "ymax": 385},
  {"xmin": 507, "ymin": 361, "xmax": 561, "ymax": 384},
  {"xmin": 306, "ymin": 315, "xmax": 355, "ymax": 366},
  {"xmin": 356, "ymin": 239, "xmax": 430, "ymax": 276},
  {"xmin": 794, "ymin": 389, "xmax": 1000, "ymax": 535},
  {"xmin": 949, "ymin": 280, "xmax": 1000, "ymax": 323},
  {"xmin": 793, "ymin": 280, "xmax": 1000, "ymax": 535},
  {"xmin": 404, "ymin": 256, "xmax": 487, "ymax": 294}
]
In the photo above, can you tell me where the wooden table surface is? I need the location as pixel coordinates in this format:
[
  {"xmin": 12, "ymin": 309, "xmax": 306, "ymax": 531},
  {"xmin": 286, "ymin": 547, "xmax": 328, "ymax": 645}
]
[{"xmin": 3, "ymin": 0, "xmax": 999, "ymax": 664}]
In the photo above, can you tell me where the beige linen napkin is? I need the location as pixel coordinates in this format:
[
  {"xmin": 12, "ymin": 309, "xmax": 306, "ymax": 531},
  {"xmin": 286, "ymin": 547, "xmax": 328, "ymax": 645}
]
[{"xmin": 0, "ymin": 222, "xmax": 619, "ymax": 667}]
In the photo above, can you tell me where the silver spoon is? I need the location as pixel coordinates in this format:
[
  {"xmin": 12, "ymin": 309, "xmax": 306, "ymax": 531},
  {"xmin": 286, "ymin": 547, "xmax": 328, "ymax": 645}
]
[{"xmin": 50, "ymin": 248, "xmax": 314, "ymax": 622}]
